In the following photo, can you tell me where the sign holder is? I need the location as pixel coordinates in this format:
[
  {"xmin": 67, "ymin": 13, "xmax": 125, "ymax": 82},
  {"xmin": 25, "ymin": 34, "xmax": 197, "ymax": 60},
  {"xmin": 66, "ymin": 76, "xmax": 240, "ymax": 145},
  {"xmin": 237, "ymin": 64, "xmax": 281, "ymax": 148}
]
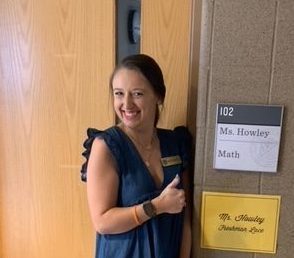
[{"xmin": 213, "ymin": 104, "xmax": 284, "ymax": 172}]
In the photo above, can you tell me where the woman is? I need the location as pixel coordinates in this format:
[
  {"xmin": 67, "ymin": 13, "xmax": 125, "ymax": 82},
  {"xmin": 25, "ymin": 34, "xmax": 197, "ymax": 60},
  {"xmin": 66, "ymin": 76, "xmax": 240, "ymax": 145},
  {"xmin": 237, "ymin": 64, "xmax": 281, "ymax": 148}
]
[{"xmin": 81, "ymin": 54, "xmax": 192, "ymax": 258}]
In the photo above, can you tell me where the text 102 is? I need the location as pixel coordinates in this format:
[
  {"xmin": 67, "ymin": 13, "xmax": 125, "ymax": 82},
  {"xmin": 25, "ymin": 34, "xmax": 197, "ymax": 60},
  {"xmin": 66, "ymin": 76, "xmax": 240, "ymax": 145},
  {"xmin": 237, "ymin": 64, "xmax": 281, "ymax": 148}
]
[{"xmin": 219, "ymin": 106, "xmax": 234, "ymax": 117}]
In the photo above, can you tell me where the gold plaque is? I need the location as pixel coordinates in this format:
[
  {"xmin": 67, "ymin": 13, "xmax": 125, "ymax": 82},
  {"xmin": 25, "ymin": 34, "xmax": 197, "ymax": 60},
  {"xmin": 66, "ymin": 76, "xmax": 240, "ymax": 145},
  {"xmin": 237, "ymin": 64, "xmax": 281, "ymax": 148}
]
[
  {"xmin": 161, "ymin": 155, "xmax": 182, "ymax": 167},
  {"xmin": 201, "ymin": 191, "xmax": 281, "ymax": 254}
]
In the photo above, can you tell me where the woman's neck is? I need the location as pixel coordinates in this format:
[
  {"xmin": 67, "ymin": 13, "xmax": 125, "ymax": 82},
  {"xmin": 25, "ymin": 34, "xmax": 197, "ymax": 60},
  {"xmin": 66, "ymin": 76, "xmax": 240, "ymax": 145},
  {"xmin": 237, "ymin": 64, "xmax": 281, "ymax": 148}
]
[{"xmin": 118, "ymin": 123, "xmax": 156, "ymax": 148}]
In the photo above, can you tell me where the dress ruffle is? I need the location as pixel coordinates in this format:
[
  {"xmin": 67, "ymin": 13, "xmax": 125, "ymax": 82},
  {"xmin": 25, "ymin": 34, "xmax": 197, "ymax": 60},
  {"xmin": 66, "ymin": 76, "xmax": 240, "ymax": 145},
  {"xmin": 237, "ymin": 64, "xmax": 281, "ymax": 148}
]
[
  {"xmin": 80, "ymin": 127, "xmax": 122, "ymax": 182},
  {"xmin": 81, "ymin": 128, "xmax": 102, "ymax": 182}
]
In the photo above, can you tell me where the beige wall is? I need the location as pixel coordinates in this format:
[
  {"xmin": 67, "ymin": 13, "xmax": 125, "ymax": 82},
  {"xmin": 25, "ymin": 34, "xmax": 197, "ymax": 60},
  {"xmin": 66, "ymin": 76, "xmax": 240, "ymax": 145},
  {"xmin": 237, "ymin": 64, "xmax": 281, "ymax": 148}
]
[{"xmin": 192, "ymin": 0, "xmax": 294, "ymax": 257}]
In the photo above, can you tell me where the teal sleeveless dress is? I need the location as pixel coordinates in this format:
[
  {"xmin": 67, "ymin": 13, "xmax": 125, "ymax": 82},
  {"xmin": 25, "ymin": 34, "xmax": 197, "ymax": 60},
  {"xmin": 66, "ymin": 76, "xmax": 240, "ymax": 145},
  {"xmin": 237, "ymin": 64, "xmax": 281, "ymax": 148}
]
[{"xmin": 81, "ymin": 126, "xmax": 191, "ymax": 258}]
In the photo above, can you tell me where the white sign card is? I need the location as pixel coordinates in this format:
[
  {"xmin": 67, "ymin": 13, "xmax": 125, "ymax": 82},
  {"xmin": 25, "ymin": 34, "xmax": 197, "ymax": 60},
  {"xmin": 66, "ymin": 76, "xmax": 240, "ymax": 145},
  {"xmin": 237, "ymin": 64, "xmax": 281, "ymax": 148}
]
[{"xmin": 213, "ymin": 104, "xmax": 284, "ymax": 172}]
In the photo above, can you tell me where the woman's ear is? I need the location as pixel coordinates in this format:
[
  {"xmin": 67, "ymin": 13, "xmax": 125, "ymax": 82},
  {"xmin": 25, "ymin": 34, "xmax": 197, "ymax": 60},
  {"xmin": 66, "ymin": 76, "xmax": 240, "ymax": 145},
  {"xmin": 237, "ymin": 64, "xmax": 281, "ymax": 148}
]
[{"xmin": 157, "ymin": 98, "xmax": 163, "ymax": 105}]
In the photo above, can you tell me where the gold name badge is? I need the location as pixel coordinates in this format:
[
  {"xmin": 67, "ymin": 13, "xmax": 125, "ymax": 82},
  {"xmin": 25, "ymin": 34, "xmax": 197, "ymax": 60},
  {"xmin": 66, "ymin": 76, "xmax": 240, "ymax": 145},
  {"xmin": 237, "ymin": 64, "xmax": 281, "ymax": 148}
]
[{"xmin": 161, "ymin": 155, "xmax": 182, "ymax": 167}]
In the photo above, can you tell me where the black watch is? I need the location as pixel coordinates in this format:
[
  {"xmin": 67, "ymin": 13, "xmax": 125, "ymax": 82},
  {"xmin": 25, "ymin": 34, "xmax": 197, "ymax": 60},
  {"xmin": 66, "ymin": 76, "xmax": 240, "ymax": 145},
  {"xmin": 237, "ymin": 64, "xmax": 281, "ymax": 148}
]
[{"xmin": 143, "ymin": 200, "xmax": 157, "ymax": 218}]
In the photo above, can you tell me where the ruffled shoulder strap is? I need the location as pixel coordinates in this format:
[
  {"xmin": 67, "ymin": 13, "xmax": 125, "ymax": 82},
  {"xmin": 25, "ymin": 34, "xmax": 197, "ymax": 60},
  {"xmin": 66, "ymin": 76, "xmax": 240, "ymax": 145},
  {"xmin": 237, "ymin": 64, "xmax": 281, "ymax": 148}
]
[
  {"xmin": 80, "ymin": 128, "xmax": 103, "ymax": 182},
  {"xmin": 80, "ymin": 127, "xmax": 122, "ymax": 182}
]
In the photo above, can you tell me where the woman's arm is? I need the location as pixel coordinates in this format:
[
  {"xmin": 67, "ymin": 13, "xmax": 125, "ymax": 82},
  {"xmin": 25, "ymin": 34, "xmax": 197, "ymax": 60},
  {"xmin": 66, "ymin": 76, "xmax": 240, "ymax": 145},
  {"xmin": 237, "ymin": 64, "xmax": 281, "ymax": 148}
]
[
  {"xmin": 179, "ymin": 169, "xmax": 192, "ymax": 258},
  {"xmin": 87, "ymin": 138, "xmax": 143, "ymax": 234}
]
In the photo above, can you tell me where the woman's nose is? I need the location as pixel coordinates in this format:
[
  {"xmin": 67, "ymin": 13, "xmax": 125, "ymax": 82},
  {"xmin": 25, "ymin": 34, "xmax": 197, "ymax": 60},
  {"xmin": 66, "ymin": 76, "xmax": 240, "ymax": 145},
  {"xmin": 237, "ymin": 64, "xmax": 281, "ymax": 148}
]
[{"xmin": 123, "ymin": 94, "xmax": 134, "ymax": 109}]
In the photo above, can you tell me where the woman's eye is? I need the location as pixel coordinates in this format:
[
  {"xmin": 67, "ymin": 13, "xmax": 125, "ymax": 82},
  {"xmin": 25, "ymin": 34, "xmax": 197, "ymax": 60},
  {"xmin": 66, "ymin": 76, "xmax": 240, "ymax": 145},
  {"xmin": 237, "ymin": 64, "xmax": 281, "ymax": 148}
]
[
  {"xmin": 133, "ymin": 92, "xmax": 143, "ymax": 97},
  {"xmin": 114, "ymin": 91, "xmax": 123, "ymax": 97}
]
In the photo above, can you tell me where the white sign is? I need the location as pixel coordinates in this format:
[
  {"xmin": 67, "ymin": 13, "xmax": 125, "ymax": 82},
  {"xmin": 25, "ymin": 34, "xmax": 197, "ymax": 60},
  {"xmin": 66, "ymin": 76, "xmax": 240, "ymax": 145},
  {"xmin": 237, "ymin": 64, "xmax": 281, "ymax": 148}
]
[{"xmin": 214, "ymin": 104, "xmax": 283, "ymax": 172}]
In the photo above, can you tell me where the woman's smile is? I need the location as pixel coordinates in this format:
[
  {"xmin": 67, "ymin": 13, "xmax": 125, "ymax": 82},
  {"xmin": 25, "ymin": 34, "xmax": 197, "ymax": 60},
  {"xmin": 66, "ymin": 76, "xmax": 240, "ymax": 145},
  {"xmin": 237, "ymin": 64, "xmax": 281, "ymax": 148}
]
[{"xmin": 122, "ymin": 110, "xmax": 140, "ymax": 120}]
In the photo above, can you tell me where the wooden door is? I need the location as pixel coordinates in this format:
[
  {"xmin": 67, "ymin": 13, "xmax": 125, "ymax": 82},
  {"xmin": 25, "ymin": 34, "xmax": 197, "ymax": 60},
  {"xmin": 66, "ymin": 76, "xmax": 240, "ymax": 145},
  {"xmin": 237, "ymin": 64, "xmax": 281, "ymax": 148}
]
[
  {"xmin": 0, "ymin": 0, "xmax": 115, "ymax": 257},
  {"xmin": 141, "ymin": 0, "xmax": 192, "ymax": 129}
]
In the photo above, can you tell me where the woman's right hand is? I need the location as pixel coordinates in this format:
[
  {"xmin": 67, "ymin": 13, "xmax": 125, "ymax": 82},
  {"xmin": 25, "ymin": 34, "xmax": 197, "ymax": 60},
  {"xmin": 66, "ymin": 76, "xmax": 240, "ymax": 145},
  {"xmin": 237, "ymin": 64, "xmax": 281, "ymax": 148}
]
[{"xmin": 153, "ymin": 174, "xmax": 186, "ymax": 214}]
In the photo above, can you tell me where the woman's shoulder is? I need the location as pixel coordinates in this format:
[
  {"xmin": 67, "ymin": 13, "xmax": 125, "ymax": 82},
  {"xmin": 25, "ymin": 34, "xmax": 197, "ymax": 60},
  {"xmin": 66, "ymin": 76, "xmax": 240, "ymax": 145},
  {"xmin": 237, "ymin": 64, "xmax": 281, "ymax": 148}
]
[{"xmin": 80, "ymin": 126, "xmax": 121, "ymax": 182}]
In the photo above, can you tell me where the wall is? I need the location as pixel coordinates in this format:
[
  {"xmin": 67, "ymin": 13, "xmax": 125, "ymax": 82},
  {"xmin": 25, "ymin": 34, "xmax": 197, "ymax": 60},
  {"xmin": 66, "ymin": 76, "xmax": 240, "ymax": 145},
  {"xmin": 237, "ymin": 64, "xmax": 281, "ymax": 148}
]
[
  {"xmin": 192, "ymin": 0, "xmax": 294, "ymax": 257},
  {"xmin": 0, "ymin": 1, "xmax": 115, "ymax": 257}
]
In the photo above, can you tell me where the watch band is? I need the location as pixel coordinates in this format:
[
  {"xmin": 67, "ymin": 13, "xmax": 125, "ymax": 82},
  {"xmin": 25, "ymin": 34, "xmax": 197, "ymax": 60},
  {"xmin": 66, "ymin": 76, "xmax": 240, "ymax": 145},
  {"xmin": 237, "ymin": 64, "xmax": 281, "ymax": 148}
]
[{"xmin": 142, "ymin": 200, "xmax": 157, "ymax": 218}]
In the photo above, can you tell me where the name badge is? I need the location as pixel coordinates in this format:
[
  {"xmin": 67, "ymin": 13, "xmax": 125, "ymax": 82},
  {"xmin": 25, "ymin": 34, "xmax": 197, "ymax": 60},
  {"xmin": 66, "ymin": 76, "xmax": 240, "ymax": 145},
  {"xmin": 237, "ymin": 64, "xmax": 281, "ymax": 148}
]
[{"xmin": 161, "ymin": 155, "xmax": 182, "ymax": 167}]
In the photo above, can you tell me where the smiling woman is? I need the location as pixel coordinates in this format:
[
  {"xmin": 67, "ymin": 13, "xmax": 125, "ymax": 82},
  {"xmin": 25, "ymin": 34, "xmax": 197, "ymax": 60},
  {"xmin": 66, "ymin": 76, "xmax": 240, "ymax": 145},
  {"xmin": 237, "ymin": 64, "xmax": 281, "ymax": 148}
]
[
  {"xmin": 81, "ymin": 54, "xmax": 192, "ymax": 258},
  {"xmin": 110, "ymin": 54, "xmax": 166, "ymax": 127},
  {"xmin": 112, "ymin": 68, "xmax": 159, "ymax": 131}
]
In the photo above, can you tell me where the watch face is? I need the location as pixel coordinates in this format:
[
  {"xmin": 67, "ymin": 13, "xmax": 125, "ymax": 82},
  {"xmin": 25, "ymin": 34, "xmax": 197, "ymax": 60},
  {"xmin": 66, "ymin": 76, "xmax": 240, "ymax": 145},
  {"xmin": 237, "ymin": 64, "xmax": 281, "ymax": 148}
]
[{"xmin": 143, "ymin": 201, "xmax": 156, "ymax": 218}]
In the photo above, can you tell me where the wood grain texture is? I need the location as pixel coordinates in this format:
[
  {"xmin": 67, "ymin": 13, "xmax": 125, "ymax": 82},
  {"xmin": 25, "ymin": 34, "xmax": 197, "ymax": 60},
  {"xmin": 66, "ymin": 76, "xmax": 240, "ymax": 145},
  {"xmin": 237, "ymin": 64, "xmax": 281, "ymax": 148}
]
[
  {"xmin": 141, "ymin": 0, "xmax": 192, "ymax": 129},
  {"xmin": 187, "ymin": 0, "xmax": 202, "ymax": 139},
  {"xmin": 0, "ymin": 0, "xmax": 115, "ymax": 257}
]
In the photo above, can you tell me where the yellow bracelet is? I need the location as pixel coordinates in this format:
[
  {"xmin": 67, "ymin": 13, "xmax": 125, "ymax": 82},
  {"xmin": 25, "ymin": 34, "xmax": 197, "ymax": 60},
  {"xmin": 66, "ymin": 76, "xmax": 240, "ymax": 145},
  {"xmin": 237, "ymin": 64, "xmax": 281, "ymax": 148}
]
[{"xmin": 132, "ymin": 205, "xmax": 141, "ymax": 226}]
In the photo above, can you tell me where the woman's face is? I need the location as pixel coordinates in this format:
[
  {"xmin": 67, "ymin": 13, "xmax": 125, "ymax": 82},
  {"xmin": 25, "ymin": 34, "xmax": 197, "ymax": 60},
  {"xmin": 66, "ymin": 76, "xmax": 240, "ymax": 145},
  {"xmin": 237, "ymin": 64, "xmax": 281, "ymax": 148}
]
[{"xmin": 112, "ymin": 68, "xmax": 160, "ymax": 131}]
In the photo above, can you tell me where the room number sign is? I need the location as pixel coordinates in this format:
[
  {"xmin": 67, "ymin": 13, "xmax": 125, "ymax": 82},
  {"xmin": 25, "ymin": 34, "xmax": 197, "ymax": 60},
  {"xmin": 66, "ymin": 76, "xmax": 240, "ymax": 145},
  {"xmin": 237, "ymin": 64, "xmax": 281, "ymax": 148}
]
[{"xmin": 213, "ymin": 104, "xmax": 284, "ymax": 172}]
